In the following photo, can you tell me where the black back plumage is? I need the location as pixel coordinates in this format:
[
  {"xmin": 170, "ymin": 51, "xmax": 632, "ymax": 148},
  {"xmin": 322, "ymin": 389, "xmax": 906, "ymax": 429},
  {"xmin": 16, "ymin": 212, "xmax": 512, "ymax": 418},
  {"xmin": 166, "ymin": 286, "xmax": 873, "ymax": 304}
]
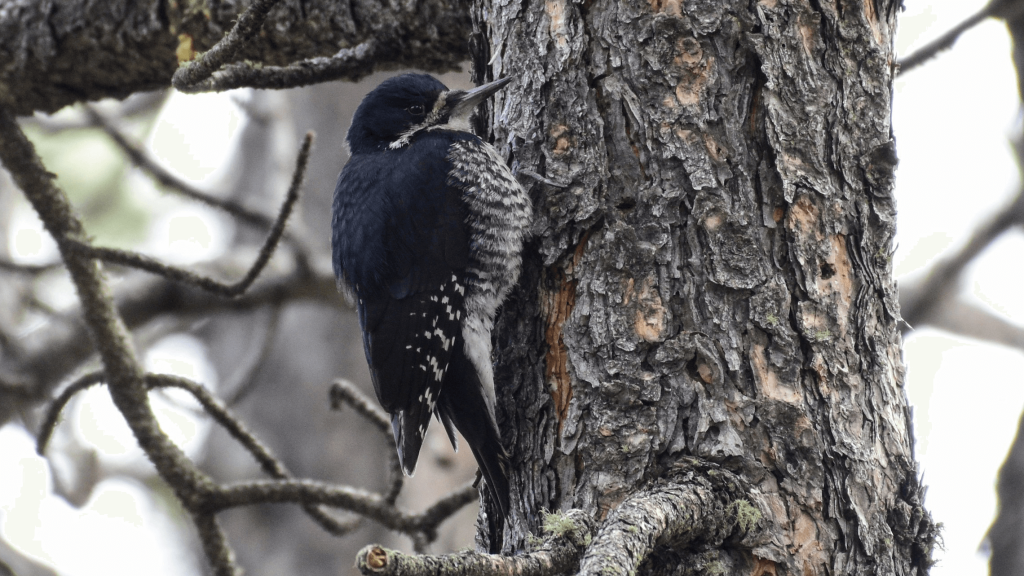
[
  {"xmin": 333, "ymin": 132, "xmax": 469, "ymax": 471},
  {"xmin": 332, "ymin": 74, "xmax": 530, "ymax": 524}
]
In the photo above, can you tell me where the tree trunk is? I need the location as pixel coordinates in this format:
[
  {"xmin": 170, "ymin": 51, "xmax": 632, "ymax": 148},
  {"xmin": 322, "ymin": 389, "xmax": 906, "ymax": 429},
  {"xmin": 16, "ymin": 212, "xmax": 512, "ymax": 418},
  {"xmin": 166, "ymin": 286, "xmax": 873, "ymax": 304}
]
[{"xmin": 474, "ymin": 0, "xmax": 937, "ymax": 573}]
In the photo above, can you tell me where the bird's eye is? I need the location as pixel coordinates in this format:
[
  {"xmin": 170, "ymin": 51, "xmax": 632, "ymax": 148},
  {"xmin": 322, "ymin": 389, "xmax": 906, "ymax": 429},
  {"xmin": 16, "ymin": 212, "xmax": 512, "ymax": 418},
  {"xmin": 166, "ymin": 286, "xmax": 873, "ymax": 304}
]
[{"xmin": 407, "ymin": 104, "xmax": 425, "ymax": 116}]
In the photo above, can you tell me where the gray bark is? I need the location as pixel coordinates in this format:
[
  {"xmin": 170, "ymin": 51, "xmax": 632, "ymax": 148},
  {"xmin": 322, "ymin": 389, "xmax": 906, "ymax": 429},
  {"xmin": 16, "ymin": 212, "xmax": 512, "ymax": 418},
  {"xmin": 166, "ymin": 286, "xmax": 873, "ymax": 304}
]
[
  {"xmin": 0, "ymin": 0, "xmax": 469, "ymax": 115},
  {"xmin": 474, "ymin": 0, "xmax": 935, "ymax": 573}
]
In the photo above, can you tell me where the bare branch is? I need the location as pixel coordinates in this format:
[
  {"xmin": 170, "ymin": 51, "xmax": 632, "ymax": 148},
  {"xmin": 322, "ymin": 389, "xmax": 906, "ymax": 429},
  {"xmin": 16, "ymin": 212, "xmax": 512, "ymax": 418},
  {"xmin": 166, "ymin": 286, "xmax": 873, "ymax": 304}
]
[
  {"xmin": 193, "ymin": 513, "xmax": 241, "ymax": 576},
  {"xmin": 330, "ymin": 378, "xmax": 404, "ymax": 503},
  {"xmin": 416, "ymin": 484, "xmax": 479, "ymax": 533},
  {"xmin": 0, "ymin": 259, "xmax": 61, "ymax": 274},
  {"xmin": 898, "ymin": 6, "xmax": 993, "ymax": 75},
  {"xmin": 221, "ymin": 304, "xmax": 284, "ymax": 407},
  {"xmin": 172, "ymin": 0, "xmax": 285, "ymax": 91},
  {"xmin": 62, "ymin": 132, "xmax": 313, "ymax": 298},
  {"xmin": 146, "ymin": 373, "xmax": 360, "ymax": 536},
  {"xmin": 36, "ymin": 371, "xmax": 107, "ymax": 455},
  {"xmin": 0, "ymin": 102, "xmax": 210, "ymax": 509},
  {"xmin": 355, "ymin": 510, "xmax": 594, "ymax": 576},
  {"xmin": 147, "ymin": 374, "xmax": 282, "ymax": 475},
  {"xmin": 179, "ymin": 40, "xmax": 380, "ymax": 94},
  {"xmin": 330, "ymin": 379, "xmax": 391, "ymax": 432},
  {"xmin": 900, "ymin": 190, "xmax": 1024, "ymax": 329},
  {"xmin": 207, "ymin": 478, "xmax": 476, "ymax": 536},
  {"xmin": 927, "ymin": 298, "xmax": 1024, "ymax": 351},
  {"xmin": 209, "ymin": 478, "xmax": 390, "ymax": 515},
  {"xmin": 898, "ymin": 0, "xmax": 1024, "ymax": 75},
  {"xmin": 84, "ymin": 106, "xmax": 299, "ymax": 238}
]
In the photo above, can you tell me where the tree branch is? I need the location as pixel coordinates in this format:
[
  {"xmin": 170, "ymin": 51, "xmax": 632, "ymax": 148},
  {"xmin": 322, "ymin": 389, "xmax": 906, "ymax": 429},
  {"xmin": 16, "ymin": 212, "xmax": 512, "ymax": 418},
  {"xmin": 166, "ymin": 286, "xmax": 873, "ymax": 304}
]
[
  {"xmin": 899, "ymin": 190, "xmax": 1024, "ymax": 330},
  {"xmin": 178, "ymin": 40, "xmax": 381, "ymax": 93},
  {"xmin": 898, "ymin": 0, "xmax": 1024, "ymax": 75},
  {"xmin": 0, "ymin": 264, "xmax": 342, "ymax": 427},
  {"xmin": 2, "ymin": 0, "xmax": 471, "ymax": 115},
  {"xmin": 147, "ymin": 374, "xmax": 362, "ymax": 536},
  {"xmin": 193, "ymin": 513, "xmax": 241, "ymax": 576},
  {"xmin": 36, "ymin": 371, "xmax": 107, "ymax": 455},
  {"xmin": 355, "ymin": 510, "xmax": 595, "ymax": 576},
  {"xmin": 331, "ymin": 379, "xmax": 405, "ymax": 503},
  {"xmin": 354, "ymin": 462, "xmax": 771, "ymax": 576},
  {"xmin": 61, "ymin": 132, "xmax": 312, "ymax": 298},
  {"xmin": 172, "ymin": 0, "xmax": 287, "ymax": 91},
  {"xmin": 0, "ymin": 101, "xmax": 213, "ymax": 518},
  {"xmin": 206, "ymin": 479, "xmax": 477, "ymax": 535},
  {"xmin": 84, "ymin": 106, "xmax": 305, "ymax": 244},
  {"xmin": 34, "ymin": 362, "xmax": 479, "ymax": 546}
]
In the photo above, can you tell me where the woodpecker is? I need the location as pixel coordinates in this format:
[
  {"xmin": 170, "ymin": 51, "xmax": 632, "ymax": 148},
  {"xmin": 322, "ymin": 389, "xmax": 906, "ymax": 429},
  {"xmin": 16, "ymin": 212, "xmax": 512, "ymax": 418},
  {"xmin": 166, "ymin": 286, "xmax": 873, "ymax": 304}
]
[{"xmin": 331, "ymin": 74, "xmax": 531, "ymax": 522}]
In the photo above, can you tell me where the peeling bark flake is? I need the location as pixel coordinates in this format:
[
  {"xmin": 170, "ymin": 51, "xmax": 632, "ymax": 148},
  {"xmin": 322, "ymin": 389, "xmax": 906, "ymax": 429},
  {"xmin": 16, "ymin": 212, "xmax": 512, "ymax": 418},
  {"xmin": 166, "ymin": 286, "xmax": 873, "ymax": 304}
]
[{"xmin": 543, "ymin": 269, "xmax": 576, "ymax": 431}]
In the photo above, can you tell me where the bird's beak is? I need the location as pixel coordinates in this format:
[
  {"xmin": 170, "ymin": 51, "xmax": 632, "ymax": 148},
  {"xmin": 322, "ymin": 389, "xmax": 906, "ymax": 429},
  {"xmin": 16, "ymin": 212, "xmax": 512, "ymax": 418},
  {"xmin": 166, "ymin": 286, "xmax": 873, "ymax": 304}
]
[{"xmin": 448, "ymin": 77, "xmax": 514, "ymax": 119}]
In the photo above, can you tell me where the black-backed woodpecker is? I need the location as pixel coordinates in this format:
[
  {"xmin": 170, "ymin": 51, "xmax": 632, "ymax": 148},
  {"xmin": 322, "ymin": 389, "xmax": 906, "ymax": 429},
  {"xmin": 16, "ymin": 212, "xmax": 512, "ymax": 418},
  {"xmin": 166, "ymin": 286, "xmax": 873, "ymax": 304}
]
[{"xmin": 331, "ymin": 74, "xmax": 532, "ymax": 522}]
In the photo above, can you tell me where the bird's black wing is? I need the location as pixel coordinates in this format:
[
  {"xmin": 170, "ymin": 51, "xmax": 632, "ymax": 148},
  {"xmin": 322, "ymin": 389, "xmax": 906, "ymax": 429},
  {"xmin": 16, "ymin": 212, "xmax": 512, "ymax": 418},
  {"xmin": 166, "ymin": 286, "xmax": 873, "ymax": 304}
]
[{"xmin": 332, "ymin": 133, "xmax": 470, "ymax": 475}]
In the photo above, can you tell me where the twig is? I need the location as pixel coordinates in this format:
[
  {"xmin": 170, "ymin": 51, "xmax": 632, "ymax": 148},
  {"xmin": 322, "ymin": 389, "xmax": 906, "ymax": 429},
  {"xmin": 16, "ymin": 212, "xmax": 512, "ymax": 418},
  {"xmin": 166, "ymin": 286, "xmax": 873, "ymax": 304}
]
[
  {"xmin": 193, "ymin": 513, "xmax": 240, "ymax": 576},
  {"xmin": 62, "ymin": 132, "xmax": 313, "ymax": 298},
  {"xmin": 416, "ymin": 484, "xmax": 479, "ymax": 533},
  {"xmin": 84, "ymin": 106, "xmax": 295, "ymax": 237},
  {"xmin": 23, "ymin": 91, "xmax": 169, "ymax": 133},
  {"xmin": 898, "ymin": 0, "xmax": 1024, "ymax": 75},
  {"xmin": 208, "ymin": 477, "xmax": 475, "ymax": 536},
  {"xmin": 178, "ymin": 41, "xmax": 380, "ymax": 94},
  {"xmin": 355, "ymin": 510, "xmax": 594, "ymax": 576},
  {"xmin": 36, "ymin": 371, "xmax": 107, "ymax": 455},
  {"xmin": 221, "ymin": 304, "xmax": 283, "ymax": 406},
  {"xmin": 147, "ymin": 374, "xmax": 281, "ymax": 475},
  {"xmin": 900, "ymin": 190, "xmax": 1024, "ymax": 329},
  {"xmin": 330, "ymin": 379, "xmax": 404, "ymax": 503},
  {"xmin": 0, "ymin": 99, "xmax": 212, "ymax": 504},
  {"xmin": 172, "ymin": 0, "xmax": 285, "ymax": 91},
  {"xmin": 146, "ymin": 373, "xmax": 360, "ymax": 535},
  {"xmin": 330, "ymin": 379, "xmax": 391, "ymax": 432},
  {"xmin": 0, "ymin": 259, "xmax": 61, "ymax": 274}
]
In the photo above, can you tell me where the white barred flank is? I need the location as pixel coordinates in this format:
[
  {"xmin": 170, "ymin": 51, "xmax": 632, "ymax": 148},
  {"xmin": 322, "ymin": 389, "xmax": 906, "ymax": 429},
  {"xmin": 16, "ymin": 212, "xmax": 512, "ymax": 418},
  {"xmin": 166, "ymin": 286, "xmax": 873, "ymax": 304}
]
[{"xmin": 447, "ymin": 140, "xmax": 532, "ymax": 424}]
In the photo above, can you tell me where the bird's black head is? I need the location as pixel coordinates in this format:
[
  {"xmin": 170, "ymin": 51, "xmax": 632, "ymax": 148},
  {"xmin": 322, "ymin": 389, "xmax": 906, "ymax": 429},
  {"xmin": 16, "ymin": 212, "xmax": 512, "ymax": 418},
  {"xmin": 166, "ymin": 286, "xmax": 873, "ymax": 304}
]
[{"xmin": 346, "ymin": 73, "xmax": 513, "ymax": 154}]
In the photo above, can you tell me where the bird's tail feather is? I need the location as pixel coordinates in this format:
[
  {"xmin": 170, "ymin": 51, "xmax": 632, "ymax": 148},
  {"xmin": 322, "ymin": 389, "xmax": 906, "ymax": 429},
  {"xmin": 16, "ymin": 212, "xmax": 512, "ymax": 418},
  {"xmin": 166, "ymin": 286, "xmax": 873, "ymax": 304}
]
[
  {"xmin": 439, "ymin": 351, "xmax": 511, "ymax": 524},
  {"xmin": 392, "ymin": 407, "xmax": 433, "ymax": 476}
]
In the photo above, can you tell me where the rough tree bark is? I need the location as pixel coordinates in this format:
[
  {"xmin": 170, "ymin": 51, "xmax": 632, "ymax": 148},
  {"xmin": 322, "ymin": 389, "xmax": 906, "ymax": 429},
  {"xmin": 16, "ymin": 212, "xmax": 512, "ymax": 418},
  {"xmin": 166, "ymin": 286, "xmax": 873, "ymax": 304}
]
[
  {"xmin": 0, "ymin": 0, "xmax": 469, "ymax": 115},
  {"xmin": 473, "ymin": 0, "xmax": 937, "ymax": 573}
]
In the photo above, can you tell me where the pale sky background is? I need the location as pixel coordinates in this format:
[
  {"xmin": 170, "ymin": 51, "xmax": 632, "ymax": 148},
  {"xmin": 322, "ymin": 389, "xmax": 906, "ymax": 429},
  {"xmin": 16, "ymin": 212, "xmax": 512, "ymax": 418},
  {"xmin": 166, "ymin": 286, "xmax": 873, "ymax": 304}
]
[{"xmin": 3, "ymin": 1, "xmax": 1024, "ymax": 573}]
